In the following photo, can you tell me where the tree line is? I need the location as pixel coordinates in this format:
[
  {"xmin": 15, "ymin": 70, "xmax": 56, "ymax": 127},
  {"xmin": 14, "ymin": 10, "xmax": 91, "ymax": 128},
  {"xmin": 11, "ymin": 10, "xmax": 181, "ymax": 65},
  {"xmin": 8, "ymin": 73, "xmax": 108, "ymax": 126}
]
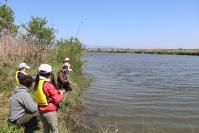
[
  {"xmin": 0, "ymin": 2, "xmax": 56, "ymax": 45},
  {"xmin": 0, "ymin": 1, "xmax": 84, "ymax": 66}
]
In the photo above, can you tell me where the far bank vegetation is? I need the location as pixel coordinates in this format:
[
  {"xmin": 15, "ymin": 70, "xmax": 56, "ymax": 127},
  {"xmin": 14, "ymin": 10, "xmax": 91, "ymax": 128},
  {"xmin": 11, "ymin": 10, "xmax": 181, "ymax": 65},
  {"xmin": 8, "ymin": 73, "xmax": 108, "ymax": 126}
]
[{"xmin": 88, "ymin": 48, "xmax": 199, "ymax": 56}]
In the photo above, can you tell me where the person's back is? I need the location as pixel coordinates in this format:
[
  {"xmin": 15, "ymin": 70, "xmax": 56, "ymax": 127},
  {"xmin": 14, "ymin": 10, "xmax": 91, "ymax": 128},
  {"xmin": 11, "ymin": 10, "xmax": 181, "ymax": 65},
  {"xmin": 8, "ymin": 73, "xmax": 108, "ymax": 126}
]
[
  {"xmin": 9, "ymin": 85, "xmax": 38, "ymax": 121},
  {"xmin": 57, "ymin": 68, "xmax": 68, "ymax": 85},
  {"xmin": 8, "ymin": 75, "xmax": 40, "ymax": 133},
  {"xmin": 34, "ymin": 64, "xmax": 65, "ymax": 133},
  {"xmin": 57, "ymin": 66, "xmax": 72, "ymax": 91}
]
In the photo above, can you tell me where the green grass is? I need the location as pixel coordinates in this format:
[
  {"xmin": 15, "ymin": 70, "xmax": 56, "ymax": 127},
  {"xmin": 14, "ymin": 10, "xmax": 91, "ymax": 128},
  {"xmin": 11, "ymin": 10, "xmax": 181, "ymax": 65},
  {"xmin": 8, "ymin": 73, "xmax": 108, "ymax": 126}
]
[
  {"xmin": 0, "ymin": 36, "xmax": 120, "ymax": 133},
  {"xmin": 0, "ymin": 37, "xmax": 91, "ymax": 133},
  {"xmin": 0, "ymin": 125, "xmax": 23, "ymax": 133}
]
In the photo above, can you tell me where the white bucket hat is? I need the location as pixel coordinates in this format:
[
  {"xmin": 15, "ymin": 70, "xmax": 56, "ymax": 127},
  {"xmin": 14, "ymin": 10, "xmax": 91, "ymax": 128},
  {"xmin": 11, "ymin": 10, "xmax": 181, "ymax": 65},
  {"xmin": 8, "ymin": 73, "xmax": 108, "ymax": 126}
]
[
  {"xmin": 38, "ymin": 64, "xmax": 52, "ymax": 73},
  {"xmin": 18, "ymin": 63, "xmax": 31, "ymax": 69}
]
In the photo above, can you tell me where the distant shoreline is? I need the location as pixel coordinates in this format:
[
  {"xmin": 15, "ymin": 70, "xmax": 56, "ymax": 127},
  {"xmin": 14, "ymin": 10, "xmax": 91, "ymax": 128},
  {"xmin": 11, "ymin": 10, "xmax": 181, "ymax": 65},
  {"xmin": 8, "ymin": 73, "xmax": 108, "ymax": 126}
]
[{"xmin": 86, "ymin": 48, "xmax": 199, "ymax": 56}]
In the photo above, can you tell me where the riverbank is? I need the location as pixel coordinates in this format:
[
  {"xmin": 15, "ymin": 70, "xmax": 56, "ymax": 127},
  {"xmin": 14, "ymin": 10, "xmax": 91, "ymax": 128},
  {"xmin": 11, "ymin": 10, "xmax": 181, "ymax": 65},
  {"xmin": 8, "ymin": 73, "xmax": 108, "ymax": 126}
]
[
  {"xmin": 87, "ymin": 48, "xmax": 199, "ymax": 56},
  {"xmin": 0, "ymin": 35, "xmax": 90, "ymax": 133}
]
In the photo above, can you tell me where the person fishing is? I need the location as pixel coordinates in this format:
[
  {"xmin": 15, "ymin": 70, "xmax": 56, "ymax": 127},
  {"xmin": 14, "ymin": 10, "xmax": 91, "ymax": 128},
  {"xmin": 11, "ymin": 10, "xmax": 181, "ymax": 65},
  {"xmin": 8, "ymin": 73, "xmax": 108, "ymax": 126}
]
[
  {"xmin": 63, "ymin": 58, "xmax": 72, "ymax": 72},
  {"xmin": 15, "ymin": 63, "xmax": 31, "ymax": 85},
  {"xmin": 34, "ymin": 64, "xmax": 65, "ymax": 133},
  {"xmin": 57, "ymin": 65, "xmax": 72, "ymax": 91},
  {"xmin": 8, "ymin": 75, "xmax": 40, "ymax": 133}
]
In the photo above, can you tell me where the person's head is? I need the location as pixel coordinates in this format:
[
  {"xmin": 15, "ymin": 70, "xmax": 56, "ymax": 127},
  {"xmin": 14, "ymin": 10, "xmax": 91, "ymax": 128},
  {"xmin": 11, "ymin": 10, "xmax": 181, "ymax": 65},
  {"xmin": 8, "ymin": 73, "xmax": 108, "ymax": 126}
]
[
  {"xmin": 63, "ymin": 57, "xmax": 70, "ymax": 63},
  {"xmin": 38, "ymin": 64, "xmax": 52, "ymax": 78},
  {"xmin": 34, "ymin": 64, "xmax": 57, "ymax": 89},
  {"xmin": 19, "ymin": 75, "xmax": 33, "ymax": 88},
  {"xmin": 18, "ymin": 63, "xmax": 30, "ymax": 71}
]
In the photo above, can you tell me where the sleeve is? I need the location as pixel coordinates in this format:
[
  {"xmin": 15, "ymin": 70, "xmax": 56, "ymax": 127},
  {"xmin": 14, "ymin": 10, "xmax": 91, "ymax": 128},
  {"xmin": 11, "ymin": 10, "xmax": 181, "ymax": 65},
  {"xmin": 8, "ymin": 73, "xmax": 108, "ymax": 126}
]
[
  {"xmin": 45, "ymin": 83, "xmax": 64, "ymax": 105},
  {"xmin": 21, "ymin": 92, "xmax": 38, "ymax": 113}
]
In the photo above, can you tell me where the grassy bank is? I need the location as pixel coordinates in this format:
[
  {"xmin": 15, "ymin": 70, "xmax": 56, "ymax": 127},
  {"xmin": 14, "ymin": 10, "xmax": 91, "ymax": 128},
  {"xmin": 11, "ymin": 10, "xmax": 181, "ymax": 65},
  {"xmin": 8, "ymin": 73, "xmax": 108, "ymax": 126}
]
[
  {"xmin": 88, "ymin": 48, "xmax": 199, "ymax": 56},
  {"xmin": 0, "ymin": 35, "xmax": 90, "ymax": 133},
  {"xmin": 0, "ymin": 2, "xmax": 119, "ymax": 132}
]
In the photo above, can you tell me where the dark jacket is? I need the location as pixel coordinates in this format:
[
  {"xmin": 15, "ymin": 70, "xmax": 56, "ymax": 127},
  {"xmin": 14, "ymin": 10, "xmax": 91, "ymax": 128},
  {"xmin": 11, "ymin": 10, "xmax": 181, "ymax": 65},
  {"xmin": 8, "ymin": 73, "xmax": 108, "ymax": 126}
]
[
  {"xmin": 57, "ymin": 69, "xmax": 70, "ymax": 89},
  {"xmin": 8, "ymin": 85, "xmax": 38, "ymax": 122}
]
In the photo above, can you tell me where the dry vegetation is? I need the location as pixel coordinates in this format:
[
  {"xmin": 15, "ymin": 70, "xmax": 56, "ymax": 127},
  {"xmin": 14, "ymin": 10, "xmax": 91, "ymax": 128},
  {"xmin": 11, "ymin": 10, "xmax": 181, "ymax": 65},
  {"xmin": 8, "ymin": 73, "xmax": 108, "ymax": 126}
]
[
  {"xmin": 0, "ymin": 35, "xmax": 89, "ymax": 133},
  {"xmin": 0, "ymin": 35, "xmax": 33, "ymax": 60}
]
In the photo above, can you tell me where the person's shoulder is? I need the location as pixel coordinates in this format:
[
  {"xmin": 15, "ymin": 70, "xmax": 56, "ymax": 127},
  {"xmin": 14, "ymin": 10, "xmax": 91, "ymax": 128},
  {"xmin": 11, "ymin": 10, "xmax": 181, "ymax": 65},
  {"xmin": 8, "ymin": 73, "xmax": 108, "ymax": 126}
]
[
  {"xmin": 44, "ymin": 81, "xmax": 55, "ymax": 89},
  {"xmin": 58, "ymin": 69, "xmax": 63, "ymax": 73},
  {"xmin": 20, "ymin": 91, "xmax": 31, "ymax": 96},
  {"xmin": 43, "ymin": 82, "xmax": 58, "ymax": 94},
  {"xmin": 16, "ymin": 91, "xmax": 32, "ymax": 101},
  {"xmin": 44, "ymin": 81, "xmax": 52, "ymax": 85}
]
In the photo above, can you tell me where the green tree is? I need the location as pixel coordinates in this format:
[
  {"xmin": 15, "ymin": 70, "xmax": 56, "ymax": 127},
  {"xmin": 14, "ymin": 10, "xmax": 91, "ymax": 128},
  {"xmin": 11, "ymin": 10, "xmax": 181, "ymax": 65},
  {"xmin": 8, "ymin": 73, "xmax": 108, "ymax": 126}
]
[
  {"xmin": 0, "ymin": 3, "xmax": 18, "ymax": 35},
  {"xmin": 22, "ymin": 16, "xmax": 55, "ymax": 48},
  {"xmin": 22, "ymin": 16, "xmax": 56, "ymax": 64}
]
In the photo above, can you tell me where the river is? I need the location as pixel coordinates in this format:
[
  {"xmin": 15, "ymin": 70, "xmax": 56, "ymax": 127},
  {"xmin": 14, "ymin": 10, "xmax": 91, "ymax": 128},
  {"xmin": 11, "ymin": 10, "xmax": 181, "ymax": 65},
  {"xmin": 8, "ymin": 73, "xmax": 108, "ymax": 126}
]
[{"xmin": 83, "ymin": 52, "xmax": 199, "ymax": 133}]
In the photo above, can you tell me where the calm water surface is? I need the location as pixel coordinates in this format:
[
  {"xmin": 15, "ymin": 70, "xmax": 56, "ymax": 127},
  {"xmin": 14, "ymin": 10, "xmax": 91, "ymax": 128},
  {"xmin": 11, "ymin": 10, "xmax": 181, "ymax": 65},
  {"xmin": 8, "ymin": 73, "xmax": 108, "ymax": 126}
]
[{"xmin": 83, "ymin": 52, "xmax": 199, "ymax": 133}]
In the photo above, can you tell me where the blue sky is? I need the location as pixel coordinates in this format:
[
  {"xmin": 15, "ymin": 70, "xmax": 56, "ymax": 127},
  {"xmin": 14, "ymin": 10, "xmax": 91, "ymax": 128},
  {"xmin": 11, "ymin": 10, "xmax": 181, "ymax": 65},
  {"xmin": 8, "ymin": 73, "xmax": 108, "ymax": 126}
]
[{"xmin": 6, "ymin": 0, "xmax": 199, "ymax": 49}]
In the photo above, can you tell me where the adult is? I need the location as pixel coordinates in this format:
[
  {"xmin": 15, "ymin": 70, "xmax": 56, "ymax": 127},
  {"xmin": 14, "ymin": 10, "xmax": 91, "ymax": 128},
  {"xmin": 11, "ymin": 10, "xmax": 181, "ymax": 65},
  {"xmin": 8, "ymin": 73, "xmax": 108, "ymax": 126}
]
[
  {"xmin": 63, "ymin": 57, "xmax": 72, "ymax": 72},
  {"xmin": 8, "ymin": 75, "xmax": 40, "ymax": 133},
  {"xmin": 57, "ymin": 65, "xmax": 72, "ymax": 91},
  {"xmin": 15, "ymin": 63, "xmax": 31, "ymax": 85},
  {"xmin": 34, "ymin": 64, "xmax": 65, "ymax": 133}
]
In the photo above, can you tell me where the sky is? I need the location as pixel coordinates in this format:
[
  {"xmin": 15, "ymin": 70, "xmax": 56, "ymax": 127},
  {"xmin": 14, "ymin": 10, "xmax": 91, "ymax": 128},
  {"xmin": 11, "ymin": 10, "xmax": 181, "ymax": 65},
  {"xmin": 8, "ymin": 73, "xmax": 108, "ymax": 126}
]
[{"xmin": 5, "ymin": 0, "xmax": 199, "ymax": 49}]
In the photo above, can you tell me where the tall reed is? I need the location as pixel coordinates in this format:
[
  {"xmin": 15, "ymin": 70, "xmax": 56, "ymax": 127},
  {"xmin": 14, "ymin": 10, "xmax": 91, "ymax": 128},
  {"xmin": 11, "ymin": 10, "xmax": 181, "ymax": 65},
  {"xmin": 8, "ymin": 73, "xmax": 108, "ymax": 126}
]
[
  {"xmin": 0, "ymin": 35, "xmax": 34, "ymax": 61},
  {"xmin": 0, "ymin": 35, "xmax": 90, "ymax": 133}
]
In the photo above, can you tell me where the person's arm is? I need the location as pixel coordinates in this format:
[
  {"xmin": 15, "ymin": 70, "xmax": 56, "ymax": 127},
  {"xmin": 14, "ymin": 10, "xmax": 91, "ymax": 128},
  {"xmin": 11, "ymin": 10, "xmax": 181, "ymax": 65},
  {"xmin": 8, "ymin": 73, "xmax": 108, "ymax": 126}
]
[
  {"xmin": 45, "ymin": 83, "xmax": 64, "ymax": 105},
  {"xmin": 21, "ymin": 92, "xmax": 38, "ymax": 113}
]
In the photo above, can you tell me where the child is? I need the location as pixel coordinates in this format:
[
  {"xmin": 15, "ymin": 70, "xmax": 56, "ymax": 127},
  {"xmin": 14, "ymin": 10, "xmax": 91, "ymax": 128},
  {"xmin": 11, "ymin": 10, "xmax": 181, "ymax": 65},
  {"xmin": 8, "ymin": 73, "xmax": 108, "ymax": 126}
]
[
  {"xmin": 34, "ymin": 64, "xmax": 65, "ymax": 133},
  {"xmin": 15, "ymin": 63, "xmax": 31, "ymax": 85}
]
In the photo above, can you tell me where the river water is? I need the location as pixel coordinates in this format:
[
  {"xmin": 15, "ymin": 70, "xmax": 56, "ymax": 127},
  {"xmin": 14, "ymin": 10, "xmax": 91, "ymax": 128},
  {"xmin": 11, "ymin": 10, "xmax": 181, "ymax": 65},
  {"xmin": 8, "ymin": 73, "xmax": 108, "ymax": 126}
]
[{"xmin": 83, "ymin": 52, "xmax": 199, "ymax": 133}]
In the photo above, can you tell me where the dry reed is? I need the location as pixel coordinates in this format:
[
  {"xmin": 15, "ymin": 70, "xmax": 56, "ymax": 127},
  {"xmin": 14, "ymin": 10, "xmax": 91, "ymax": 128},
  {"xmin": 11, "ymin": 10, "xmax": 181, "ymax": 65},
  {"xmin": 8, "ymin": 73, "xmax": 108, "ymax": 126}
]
[{"xmin": 0, "ymin": 35, "xmax": 36, "ymax": 61}]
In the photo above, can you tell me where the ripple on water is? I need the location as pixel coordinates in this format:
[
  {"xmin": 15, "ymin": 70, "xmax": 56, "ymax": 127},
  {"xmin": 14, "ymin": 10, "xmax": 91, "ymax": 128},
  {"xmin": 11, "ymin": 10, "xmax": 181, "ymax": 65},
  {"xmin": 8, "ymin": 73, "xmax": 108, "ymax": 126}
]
[{"xmin": 83, "ymin": 53, "xmax": 199, "ymax": 132}]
